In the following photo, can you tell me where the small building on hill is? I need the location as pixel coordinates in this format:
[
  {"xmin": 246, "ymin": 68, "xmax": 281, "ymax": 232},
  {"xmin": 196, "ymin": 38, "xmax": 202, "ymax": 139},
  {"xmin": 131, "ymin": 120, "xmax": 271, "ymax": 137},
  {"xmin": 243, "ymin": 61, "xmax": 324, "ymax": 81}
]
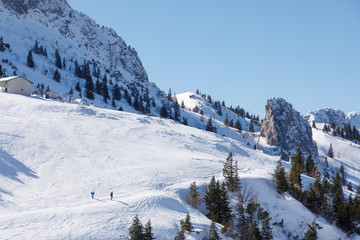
[{"xmin": 0, "ymin": 76, "xmax": 32, "ymax": 96}]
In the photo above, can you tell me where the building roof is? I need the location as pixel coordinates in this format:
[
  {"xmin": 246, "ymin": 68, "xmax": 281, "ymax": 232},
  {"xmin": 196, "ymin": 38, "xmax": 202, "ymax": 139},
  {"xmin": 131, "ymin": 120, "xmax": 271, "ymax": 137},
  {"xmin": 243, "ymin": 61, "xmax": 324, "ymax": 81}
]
[{"xmin": 0, "ymin": 76, "xmax": 33, "ymax": 84}]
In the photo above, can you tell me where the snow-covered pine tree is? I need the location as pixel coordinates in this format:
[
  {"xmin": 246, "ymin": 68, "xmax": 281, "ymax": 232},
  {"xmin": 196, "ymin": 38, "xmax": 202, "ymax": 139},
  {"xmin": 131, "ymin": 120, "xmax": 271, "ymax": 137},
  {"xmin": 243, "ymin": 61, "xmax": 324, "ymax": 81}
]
[
  {"xmin": 186, "ymin": 181, "xmax": 201, "ymax": 208},
  {"xmin": 274, "ymin": 160, "xmax": 288, "ymax": 194},
  {"xmin": 223, "ymin": 152, "xmax": 240, "ymax": 192},
  {"xmin": 144, "ymin": 220, "xmax": 155, "ymax": 240}
]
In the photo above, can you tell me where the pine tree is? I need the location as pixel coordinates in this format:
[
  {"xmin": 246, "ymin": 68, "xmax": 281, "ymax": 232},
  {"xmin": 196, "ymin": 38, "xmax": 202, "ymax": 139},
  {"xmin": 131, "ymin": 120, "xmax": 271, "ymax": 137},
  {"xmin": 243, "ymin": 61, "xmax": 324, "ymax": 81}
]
[
  {"xmin": 208, "ymin": 220, "xmax": 220, "ymax": 240},
  {"xmin": 102, "ymin": 74, "xmax": 109, "ymax": 103},
  {"xmin": 274, "ymin": 160, "xmax": 288, "ymax": 194},
  {"xmin": 113, "ymin": 82, "xmax": 121, "ymax": 101},
  {"xmin": 328, "ymin": 143, "xmax": 334, "ymax": 158},
  {"xmin": 229, "ymin": 119, "xmax": 234, "ymax": 128},
  {"xmin": 53, "ymin": 69, "xmax": 61, "ymax": 82},
  {"xmin": 160, "ymin": 104, "xmax": 169, "ymax": 118},
  {"xmin": 340, "ymin": 165, "xmax": 346, "ymax": 186},
  {"xmin": 27, "ymin": 50, "xmax": 34, "ymax": 68},
  {"xmin": 217, "ymin": 105, "xmax": 222, "ymax": 116},
  {"xmin": 236, "ymin": 196, "xmax": 247, "ymax": 237},
  {"xmin": 249, "ymin": 222, "xmax": 262, "ymax": 240},
  {"xmin": 180, "ymin": 100, "xmax": 185, "ymax": 109},
  {"xmin": 174, "ymin": 99, "xmax": 181, "ymax": 121},
  {"xmin": 332, "ymin": 172, "xmax": 344, "ymax": 222},
  {"xmin": 55, "ymin": 49, "xmax": 62, "ymax": 69},
  {"xmin": 129, "ymin": 215, "xmax": 144, "ymax": 240},
  {"xmin": 85, "ymin": 76, "xmax": 94, "ymax": 100},
  {"xmin": 235, "ymin": 119, "xmax": 242, "ymax": 133},
  {"xmin": 144, "ymin": 219, "xmax": 155, "ymax": 240},
  {"xmin": 75, "ymin": 82, "xmax": 81, "ymax": 92},
  {"xmin": 174, "ymin": 228, "xmax": 185, "ymax": 240},
  {"xmin": 204, "ymin": 176, "xmax": 219, "ymax": 221},
  {"xmin": 223, "ymin": 152, "xmax": 240, "ymax": 192},
  {"xmin": 261, "ymin": 215, "xmax": 273, "ymax": 240},
  {"xmin": 186, "ymin": 181, "xmax": 201, "ymax": 208},
  {"xmin": 95, "ymin": 78, "xmax": 102, "ymax": 95},
  {"xmin": 167, "ymin": 88, "xmax": 172, "ymax": 101},
  {"xmin": 206, "ymin": 118, "xmax": 217, "ymax": 133},
  {"xmin": 181, "ymin": 214, "xmax": 193, "ymax": 233},
  {"xmin": 303, "ymin": 221, "xmax": 318, "ymax": 240},
  {"xmin": 305, "ymin": 153, "xmax": 315, "ymax": 176},
  {"xmin": 289, "ymin": 147, "xmax": 303, "ymax": 189},
  {"xmin": 224, "ymin": 114, "xmax": 229, "ymax": 126},
  {"xmin": 0, "ymin": 37, "xmax": 5, "ymax": 52},
  {"xmin": 219, "ymin": 182, "xmax": 232, "ymax": 223}
]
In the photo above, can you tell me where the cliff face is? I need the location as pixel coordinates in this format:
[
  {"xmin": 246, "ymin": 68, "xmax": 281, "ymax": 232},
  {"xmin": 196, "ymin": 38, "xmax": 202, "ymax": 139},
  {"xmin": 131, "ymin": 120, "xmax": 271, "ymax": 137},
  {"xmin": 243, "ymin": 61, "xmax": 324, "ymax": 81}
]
[
  {"xmin": 0, "ymin": 0, "xmax": 148, "ymax": 83},
  {"xmin": 260, "ymin": 98, "xmax": 318, "ymax": 160}
]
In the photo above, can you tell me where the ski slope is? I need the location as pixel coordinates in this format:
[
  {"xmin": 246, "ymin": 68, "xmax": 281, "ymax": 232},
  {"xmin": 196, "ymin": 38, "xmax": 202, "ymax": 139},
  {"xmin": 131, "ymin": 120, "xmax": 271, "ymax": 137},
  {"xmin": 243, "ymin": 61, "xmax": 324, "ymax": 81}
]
[{"xmin": 0, "ymin": 93, "xmax": 349, "ymax": 239}]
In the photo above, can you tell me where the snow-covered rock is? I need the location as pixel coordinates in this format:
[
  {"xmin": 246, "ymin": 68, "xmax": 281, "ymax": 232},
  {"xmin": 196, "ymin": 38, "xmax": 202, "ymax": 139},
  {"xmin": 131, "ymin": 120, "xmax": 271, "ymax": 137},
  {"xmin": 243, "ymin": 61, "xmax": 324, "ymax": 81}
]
[
  {"xmin": 304, "ymin": 108, "xmax": 360, "ymax": 130},
  {"xmin": 260, "ymin": 97, "xmax": 318, "ymax": 160}
]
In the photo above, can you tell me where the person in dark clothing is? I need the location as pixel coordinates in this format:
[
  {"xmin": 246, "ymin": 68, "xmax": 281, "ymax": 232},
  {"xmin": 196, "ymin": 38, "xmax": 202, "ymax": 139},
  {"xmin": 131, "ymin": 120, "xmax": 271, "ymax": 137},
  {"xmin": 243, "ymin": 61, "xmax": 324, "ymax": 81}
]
[
  {"xmin": 91, "ymin": 191, "xmax": 95, "ymax": 199},
  {"xmin": 110, "ymin": 191, "xmax": 113, "ymax": 200}
]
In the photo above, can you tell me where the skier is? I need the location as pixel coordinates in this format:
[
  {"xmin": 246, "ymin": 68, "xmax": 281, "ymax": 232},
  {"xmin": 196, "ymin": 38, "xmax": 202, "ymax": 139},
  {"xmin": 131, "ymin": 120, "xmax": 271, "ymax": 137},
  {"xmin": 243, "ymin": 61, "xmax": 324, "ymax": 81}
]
[
  {"xmin": 91, "ymin": 191, "xmax": 95, "ymax": 199},
  {"xmin": 110, "ymin": 191, "xmax": 113, "ymax": 200}
]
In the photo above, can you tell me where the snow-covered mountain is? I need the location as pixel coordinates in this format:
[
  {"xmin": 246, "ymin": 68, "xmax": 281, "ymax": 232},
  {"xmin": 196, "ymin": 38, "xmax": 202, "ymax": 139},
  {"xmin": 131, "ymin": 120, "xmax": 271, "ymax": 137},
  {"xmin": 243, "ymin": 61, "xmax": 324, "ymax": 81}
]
[
  {"xmin": 304, "ymin": 108, "xmax": 360, "ymax": 130},
  {"xmin": 1, "ymin": 0, "xmax": 360, "ymax": 239},
  {"xmin": 0, "ymin": 93, "xmax": 353, "ymax": 239},
  {"xmin": 0, "ymin": 0, "xmax": 168, "ymax": 114}
]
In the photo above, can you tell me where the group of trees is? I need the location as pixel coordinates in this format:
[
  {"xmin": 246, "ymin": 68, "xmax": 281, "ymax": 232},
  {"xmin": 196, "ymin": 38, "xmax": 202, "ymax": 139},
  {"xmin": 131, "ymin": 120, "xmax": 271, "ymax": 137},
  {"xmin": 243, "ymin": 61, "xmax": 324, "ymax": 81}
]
[
  {"xmin": 274, "ymin": 148, "xmax": 360, "ymax": 235},
  {"xmin": 322, "ymin": 123, "xmax": 360, "ymax": 144},
  {"xmin": 0, "ymin": 36, "xmax": 8, "ymax": 52},
  {"xmin": 33, "ymin": 40, "xmax": 48, "ymax": 57},
  {"xmin": 195, "ymin": 89, "xmax": 260, "ymax": 126},
  {"xmin": 128, "ymin": 215, "xmax": 154, "ymax": 240},
  {"xmin": 185, "ymin": 153, "xmax": 273, "ymax": 239}
]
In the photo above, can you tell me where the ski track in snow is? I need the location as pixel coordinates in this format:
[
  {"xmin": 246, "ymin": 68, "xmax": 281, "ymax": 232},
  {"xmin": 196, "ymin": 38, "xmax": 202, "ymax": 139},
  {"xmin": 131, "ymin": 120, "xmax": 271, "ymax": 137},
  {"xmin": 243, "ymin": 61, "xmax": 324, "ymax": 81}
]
[{"xmin": 0, "ymin": 94, "xmax": 354, "ymax": 239}]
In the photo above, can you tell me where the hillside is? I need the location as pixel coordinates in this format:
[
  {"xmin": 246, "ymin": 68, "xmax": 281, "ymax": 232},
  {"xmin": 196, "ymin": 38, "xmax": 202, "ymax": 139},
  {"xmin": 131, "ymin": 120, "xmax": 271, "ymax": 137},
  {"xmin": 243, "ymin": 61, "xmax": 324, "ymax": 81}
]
[{"xmin": 0, "ymin": 93, "xmax": 350, "ymax": 239}]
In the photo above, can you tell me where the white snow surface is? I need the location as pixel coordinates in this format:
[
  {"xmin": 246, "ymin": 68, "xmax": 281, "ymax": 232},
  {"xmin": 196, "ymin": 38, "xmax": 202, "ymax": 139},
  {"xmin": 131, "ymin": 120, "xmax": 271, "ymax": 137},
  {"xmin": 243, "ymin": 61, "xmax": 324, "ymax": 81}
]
[
  {"xmin": 0, "ymin": 93, "xmax": 351, "ymax": 239},
  {"xmin": 312, "ymin": 124, "xmax": 360, "ymax": 188}
]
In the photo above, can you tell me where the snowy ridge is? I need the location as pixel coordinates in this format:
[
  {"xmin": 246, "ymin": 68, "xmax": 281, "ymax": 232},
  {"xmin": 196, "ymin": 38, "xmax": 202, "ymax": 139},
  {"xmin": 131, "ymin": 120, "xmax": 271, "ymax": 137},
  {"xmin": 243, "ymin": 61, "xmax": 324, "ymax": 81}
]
[
  {"xmin": 0, "ymin": 93, "xmax": 350, "ymax": 239},
  {"xmin": 177, "ymin": 92, "xmax": 255, "ymax": 132},
  {"xmin": 305, "ymin": 108, "xmax": 360, "ymax": 130}
]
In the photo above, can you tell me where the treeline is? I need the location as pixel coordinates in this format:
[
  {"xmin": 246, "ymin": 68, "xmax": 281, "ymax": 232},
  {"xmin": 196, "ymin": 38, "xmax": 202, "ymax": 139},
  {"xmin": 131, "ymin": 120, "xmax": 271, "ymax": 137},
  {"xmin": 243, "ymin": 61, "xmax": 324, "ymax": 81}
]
[
  {"xmin": 23, "ymin": 40, "xmax": 182, "ymax": 118},
  {"xmin": 321, "ymin": 122, "xmax": 360, "ymax": 144},
  {"xmin": 0, "ymin": 36, "xmax": 14, "ymax": 77},
  {"xmin": 275, "ymin": 147, "xmax": 360, "ymax": 235},
  {"xmin": 195, "ymin": 89, "xmax": 260, "ymax": 125}
]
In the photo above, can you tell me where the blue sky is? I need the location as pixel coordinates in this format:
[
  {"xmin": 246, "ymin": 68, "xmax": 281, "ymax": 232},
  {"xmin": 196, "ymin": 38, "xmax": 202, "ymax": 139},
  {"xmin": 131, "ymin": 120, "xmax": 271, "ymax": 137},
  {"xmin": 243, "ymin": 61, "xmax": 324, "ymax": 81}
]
[{"xmin": 68, "ymin": 0, "xmax": 360, "ymax": 117}]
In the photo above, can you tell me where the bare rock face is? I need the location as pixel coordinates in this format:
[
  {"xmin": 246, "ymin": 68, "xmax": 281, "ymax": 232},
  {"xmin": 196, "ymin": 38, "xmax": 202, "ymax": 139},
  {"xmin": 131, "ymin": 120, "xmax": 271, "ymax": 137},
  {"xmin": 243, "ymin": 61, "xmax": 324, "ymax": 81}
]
[
  {"xmin": 260, "ymin": 98, "xmax": 318, "ymax": 160},
  {"xmin": 1, "ymin": 0, "xmax": 69, "ymax": 15}
]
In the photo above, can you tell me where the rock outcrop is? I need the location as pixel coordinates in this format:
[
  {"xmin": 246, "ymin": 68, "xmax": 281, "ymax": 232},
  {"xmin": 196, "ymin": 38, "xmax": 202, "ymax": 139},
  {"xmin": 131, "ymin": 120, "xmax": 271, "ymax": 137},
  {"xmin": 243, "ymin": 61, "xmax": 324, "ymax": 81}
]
[{"xmin": 260, "ymin": 98, "xmax": 318, "ymax": 160}]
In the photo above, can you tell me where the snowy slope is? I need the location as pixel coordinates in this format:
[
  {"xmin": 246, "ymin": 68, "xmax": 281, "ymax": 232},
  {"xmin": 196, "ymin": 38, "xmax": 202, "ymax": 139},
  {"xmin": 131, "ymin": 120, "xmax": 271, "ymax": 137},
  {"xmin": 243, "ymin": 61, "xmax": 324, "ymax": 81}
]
[
  {"xmin": 177, "ymin": 92, "xmax": 256, "ymax": 132},
  {"xmin": 0, "ymin": 93, "xmax": 348, "ymax": 239},
  {"xmin": 312, "ymin": 124, "xmax": 360, "ymax": 187}
]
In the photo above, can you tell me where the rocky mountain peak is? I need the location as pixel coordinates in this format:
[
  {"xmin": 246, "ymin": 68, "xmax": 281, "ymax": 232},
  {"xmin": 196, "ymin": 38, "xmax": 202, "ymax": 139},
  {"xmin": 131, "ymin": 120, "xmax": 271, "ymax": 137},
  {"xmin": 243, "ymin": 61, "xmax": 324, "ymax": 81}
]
[
  {"xmin": 260, "ymin": 97, "xmax": 318, "ymax": 160},
  {"xmin": 1, "ymin": 0, "xmax": 69, "ymax": 15}
]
